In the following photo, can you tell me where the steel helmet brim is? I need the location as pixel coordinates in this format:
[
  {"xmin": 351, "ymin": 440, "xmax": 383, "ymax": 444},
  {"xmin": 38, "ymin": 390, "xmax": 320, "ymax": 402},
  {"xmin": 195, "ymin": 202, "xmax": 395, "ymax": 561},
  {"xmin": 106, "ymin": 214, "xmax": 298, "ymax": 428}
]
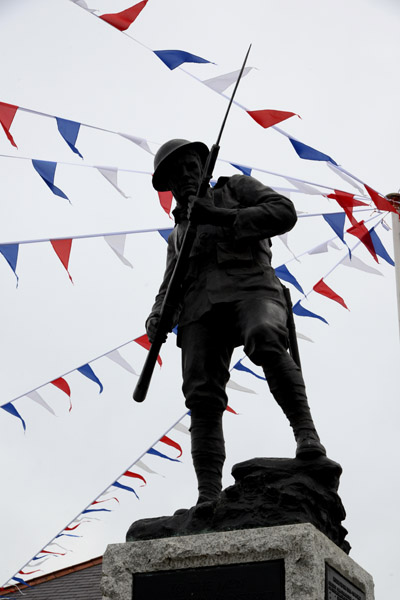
[{"xmin": 152, "ymin": 139, "xmax": 209, "ymax": 191}]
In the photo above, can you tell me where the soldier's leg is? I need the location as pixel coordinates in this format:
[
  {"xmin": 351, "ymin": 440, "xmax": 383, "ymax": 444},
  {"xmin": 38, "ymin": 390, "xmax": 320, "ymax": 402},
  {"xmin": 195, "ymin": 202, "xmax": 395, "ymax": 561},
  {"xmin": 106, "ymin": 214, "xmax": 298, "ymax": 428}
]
[
  {"xmin": 180, "ymin": 310, "xmax": 234, "ymax": 503},
  {"xmin": 235, "ymin": 298, "xmax": 326, "ymax": 458}
]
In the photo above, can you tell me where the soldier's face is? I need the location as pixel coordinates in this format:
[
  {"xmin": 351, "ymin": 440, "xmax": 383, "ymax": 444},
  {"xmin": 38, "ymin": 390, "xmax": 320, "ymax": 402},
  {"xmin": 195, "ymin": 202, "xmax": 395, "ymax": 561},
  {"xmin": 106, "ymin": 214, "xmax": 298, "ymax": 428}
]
[{"xmin": 167, "ymin": 151, "xmax": 203, "ymax": 203}]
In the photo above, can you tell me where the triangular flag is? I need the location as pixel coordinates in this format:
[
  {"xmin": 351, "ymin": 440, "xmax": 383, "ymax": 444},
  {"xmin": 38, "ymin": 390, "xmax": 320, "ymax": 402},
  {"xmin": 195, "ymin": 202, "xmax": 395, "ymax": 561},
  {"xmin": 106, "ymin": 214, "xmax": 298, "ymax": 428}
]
[
  {"xmin": 202, "ymin": 67, "xmax": 253, "ymax": 93},
  {"xmin": 323, "ymin": 212, "xmax": 346, "ymax": 243},
  {"xmin": 0, "ymin": 243, "xmax": 19, "ymax": 283},
  {"xmin": 364, "ymin": 184, "xmax": 398, "ymax": 214},
  {"xmin": 160, "ymin": 434, "xmax": 182, "ymax": 458},
  {"xmin": 51, "ymin": 377, "xmax": 72, "ymax": 411},
  {"xmin": 369, "ymin": 227, "xmax": 395, "ymax": 266},
  {"xmin": 26, "ymin": 390, "xmax": 56, "ymax": 416},
  {"xmin": 32, "ymin": 160, "xmax": 69, "ymax": 200},
  {"xmin": 134, "ymin": 333, "xmax": 162, "ymax": 366},
  {"xmin": 172, "ymin": 422, "xmax": 190, "ymax": 435},
  {"xmin": 313, "ymin": 278, "xmax": 348, "ymax": 309},
  {"xmin": 77, "ymin": 364, "xmax": 103, "ymax": 393},
  {"xmin": 296, "ymin": 332, "xmax": 314, "ymax": 343},
  {"xmin": 225, "ymin": 404, "xmax": 238, "ymax": 415},
  {"xmin": 230, "ymin": 163, "xmax": 252, "ymax": 176},
  {"xmin": 56, "ymin": 117, "xmax": 83, "ymax": 158},
  {"xmin": 50, "ymin": 239, "xmax": 73, "ymax": 282},
  {"xmin": 289, "ymin": 138, "xmax": 337, "ymax": 165},
  {"xmin": 0, "ymin": 101, "xmax": 18, "ymax": 147},
  {"xmin": 96, "ymin": 167, "xmax": 129, "ymax": 198},
  {"xmin": 158, "ymin": 190, "xmax": 173, "ymax": 217},
  {"xmin": 112, "ymin": 480, "xmax": 139, "ymax": 499},
  {"xmin": 118, "ymin": 133, "xmax": 153, "ymax": 154},
  {"xmin": 135, "ymin": 459, "xmax": 163, "ymax": 476},
  {"xmin": 226, "ymin": 379, "xmax": 256, "ymax": 394},
  {"xmin": 346, "ymin": 221, "xmax": 378, "ymax": 262},
  {"xmin": 106, "ymin": 349, "xmax": 138, "ymax": 375},
  {"xmin": 69, "ymin": 0, "xmax": 96, "ymax": 11},
  {"xmin": 326, "ymin": 163, "xmax": 365, "ymax": 195},
  {"xmin": 284, "ymin": 177, "xmax": 321, "ymax": 195},
  {"xmin": 1, "ymin": 403, "xmax": 26, "ymax": 431},
  {"xmin": 153, "ymin": 49, "xmax": 212, "ymax": 70},
  {"xmin": 99, "ymin": 0, "xmax": 148, "ymax": 31},
  {"xmin": 247, "ymin": 109, "xmax": 298, "ymax": 129},
  {"xmin": 232, "ymin": 359, "xmax": 265, "ymax": 380},
  {"xmin": 292, "ymin": 300, "xmax": 328, "ymax": 324},
  {"xmin": 327, "ymin": 190, "xmax": 368, "ymax": 226},
  {"xmin": 341, "ymin": 254, "xmax": 382, "ymax": 276},
  {"xmin": 158, "ymin": 228, "xmax": 173, "ymax": 242},
  {"xmin": 104, "ymin": 234, "xmax": 133, "ymax": 267},
  {"xmin": 147, "ymin": 447, "xmax": 180, "ymax": 462},
  {"xmin": 274, "ymin": 264, "xmax": 304, "ymax": 294},
  {"xmin": 124, "ymin": 470, "xmax": 147, "ymax": 485},
  {"xmin": 278, "ymin": 232, "xmax": 299, "ymax": 261}
]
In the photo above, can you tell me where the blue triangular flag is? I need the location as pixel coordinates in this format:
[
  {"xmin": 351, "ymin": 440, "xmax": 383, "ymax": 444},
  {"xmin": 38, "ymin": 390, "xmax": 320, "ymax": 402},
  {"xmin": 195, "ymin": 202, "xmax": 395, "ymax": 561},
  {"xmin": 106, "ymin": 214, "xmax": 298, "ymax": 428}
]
[
  {"xmin": 56, "ymin": 117, "xmax": 83, "ymax": 158},
  {"xmin": 158, "ymin": 228, "xmax": 174, "ymax": 242},
  {"xmin": 32, "ymin": 160, "xmax": 69, "ymax": 200},
  {"xmin": 112, "ymin": 480, "xmax": 139, "ymax": 499},
  {"xmin": 1, "ymin": 402, "xmax": 26, "ymax": 431},
  {"xmin": 292, "ymin": 301, "xmax": 328, "ymax": 324},
  {"xmin": 230, "ymin": 163, "xmax": 252, "ymax": 176},
  {"xmin": 274, "ymin": 264, "xmax": 304, "ymax": 294},
  {"xmin": 12, "ymin": 576, "xmax": 32, "ymax": 588},
  {"xmin": 369, "ymin": 227, "xmax": 395, "ymax": 266},
  {"xmin": 82, "ymin": 507, "xmax": 111, "ymax": 514},
  {"xmin": 0, "ymin": 243, "xmax": 19, "ymax": 282},
  {"xmin": 289, "ymin": 138, "xmax": 337, "ymax": 166},
  {"xmin": 77, "ymin": 364, "xmax": 103, "ymax": 393},
  {"xmin": 147, "ymin": 447, "xmax": 180, "ymax": 462},
  {"xmin": 153, "ymin": 49, "xmax": 212, "ymax": 70},
  {"xmin": 323, "ymin": 212, "xmax": 346, "ymax": 243},
  {"xmin": 232, "ymin": 359, "xmax": 265, "ymax": 380}
]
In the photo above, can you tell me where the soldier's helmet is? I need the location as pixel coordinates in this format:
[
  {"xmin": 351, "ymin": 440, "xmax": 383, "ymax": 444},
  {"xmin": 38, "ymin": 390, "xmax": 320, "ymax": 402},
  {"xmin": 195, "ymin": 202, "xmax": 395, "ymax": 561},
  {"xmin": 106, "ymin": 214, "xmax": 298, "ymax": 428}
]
[{"xmin": 152, "ymin": 139, "xmax": 209, "ymax": 191}]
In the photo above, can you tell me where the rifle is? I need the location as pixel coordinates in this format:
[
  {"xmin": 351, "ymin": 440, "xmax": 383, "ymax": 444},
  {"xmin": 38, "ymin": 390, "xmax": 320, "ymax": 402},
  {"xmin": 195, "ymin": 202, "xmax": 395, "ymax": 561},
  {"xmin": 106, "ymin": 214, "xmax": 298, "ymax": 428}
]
[{"xmin": 133, "ymin": 45, "xmax": 252, "ymax": 403}]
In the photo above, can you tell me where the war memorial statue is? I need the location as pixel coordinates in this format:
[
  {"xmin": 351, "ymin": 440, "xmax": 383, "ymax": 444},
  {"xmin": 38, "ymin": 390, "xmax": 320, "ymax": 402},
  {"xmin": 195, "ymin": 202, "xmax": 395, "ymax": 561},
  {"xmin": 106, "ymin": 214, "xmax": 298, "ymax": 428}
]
[{"xmin": 145, "ymin": 138, "xmax": 326, "ymax": 506}]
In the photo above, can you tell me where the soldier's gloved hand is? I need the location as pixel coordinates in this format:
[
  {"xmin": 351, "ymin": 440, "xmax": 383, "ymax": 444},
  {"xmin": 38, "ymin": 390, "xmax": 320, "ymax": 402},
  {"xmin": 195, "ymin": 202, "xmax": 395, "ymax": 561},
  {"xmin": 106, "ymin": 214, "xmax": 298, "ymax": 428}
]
[
  {"xmin": 188, "ymin": 194, "xmax": 237, "ymax": 226},
  {"xmin": 145, "ymin": 315, "xmax": 161, "ymax": 344}
]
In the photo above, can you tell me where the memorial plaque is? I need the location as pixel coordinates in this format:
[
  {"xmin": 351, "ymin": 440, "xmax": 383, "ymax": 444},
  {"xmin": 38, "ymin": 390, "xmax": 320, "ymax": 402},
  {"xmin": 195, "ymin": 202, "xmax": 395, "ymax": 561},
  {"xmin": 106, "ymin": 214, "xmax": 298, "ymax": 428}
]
[
  {"xmin": 326, "ymin": 564, "xmax": 365, "ymax": 600},
  {"xmin": 133, "ymin": 559, "xmax": 284, "ymax": 599}
]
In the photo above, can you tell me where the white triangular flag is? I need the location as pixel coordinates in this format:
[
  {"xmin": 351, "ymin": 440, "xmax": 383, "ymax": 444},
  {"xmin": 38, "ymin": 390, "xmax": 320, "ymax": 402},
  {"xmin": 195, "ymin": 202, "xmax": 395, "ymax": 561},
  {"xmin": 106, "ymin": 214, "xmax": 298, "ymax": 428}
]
[
  {"xmin": 96, "ymin": 167, "xmax": 129, "ymax": 198},
  {"xmin": 26, "ymin": 390, "xmax": 56, "ymax": 416},
  {"xmin": 202, "ymin": 67, "xmax": 253, "ymax": 93},
  {"xmin": 106, "ymin": 349, "xmax": 137, "ymax": 374},
  {"xmin": 296, "ymin": 332, "xmax": 314, "ymax": 343},
  {"xmin": 341, "ymin": 254, "xmax": 383, "ymax": 276},
  {"xmin": 69, "ymin": 0, "xmax": 97, "ymax": 13},
  {"xmin": 326, "ymin": 163, "xmax": 365, "ymax": 195},
  {"xmin": 135, "ymin": 460, "xmax": 164, "ymax": 477},
  {"xmin": 227, "ymin": 379, "xmax": 256, "ymax": 394},
  {"xmin": 172, "ymin": 422, "xmax": 190, "ymax": 435},
  {"xmin": 308, "ymin": 241, "xmax": 330, "ymax": 255},
  {"xmin": 118, "ymin": 133, "xmax": 153, "ymax": 154},
  {"xmin": 104, "ymin": 234, "xmax": 133, "ymax": 268},
  {"xmin": 279, "ymin": 232, "xmax": 300, "ymax": 262},
  {"xmin": 284, "ymin": 177, "xmax": 322, "ymax": 195}
]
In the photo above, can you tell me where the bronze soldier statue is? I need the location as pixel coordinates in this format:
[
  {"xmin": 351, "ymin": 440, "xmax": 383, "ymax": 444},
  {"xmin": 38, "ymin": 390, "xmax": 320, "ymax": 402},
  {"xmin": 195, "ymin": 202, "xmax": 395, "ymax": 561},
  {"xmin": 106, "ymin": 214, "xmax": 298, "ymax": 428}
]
[{"xmin": 146, "ymin": 138, "xmax": 326, "ymax": 506}]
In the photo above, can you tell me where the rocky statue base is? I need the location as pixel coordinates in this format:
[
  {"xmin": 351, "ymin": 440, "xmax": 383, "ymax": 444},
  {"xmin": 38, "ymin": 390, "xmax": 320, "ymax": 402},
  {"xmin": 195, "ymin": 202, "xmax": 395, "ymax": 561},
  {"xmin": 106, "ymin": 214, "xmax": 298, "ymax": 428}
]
[
  {"xmin": 126, "ymin": 455, "xmax": 350, "ymax": 553},
  {"xmin": 101, "ymin": 524, "xmax": 374, "ymax": 600}
]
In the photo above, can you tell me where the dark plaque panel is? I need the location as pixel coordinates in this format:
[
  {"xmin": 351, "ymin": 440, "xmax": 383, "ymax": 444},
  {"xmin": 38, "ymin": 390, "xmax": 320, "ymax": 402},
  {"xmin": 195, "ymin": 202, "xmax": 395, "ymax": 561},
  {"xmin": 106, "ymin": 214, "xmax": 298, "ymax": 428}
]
[
  {"xmin": 326, "ymin": 564, "xmax": 365, "ymax": 600},
  {"xmin": 133, "ymin": 559, "xmax": 284, "ymax": 600}
]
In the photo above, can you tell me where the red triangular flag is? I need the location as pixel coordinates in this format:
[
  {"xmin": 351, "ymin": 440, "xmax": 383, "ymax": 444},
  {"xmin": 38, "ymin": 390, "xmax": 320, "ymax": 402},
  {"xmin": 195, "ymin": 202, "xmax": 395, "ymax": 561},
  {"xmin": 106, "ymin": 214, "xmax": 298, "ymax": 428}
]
[
  {"xmin": 247, "ymin": 109, "xmax": 298, "ymax": 129},
  {"xmin": 51, "ymin": 377, "xmax": 72, "ymax": 411},
  {"xmin": 364, "ymin": 184, "xmax": 398, "ymax": 215},
  {"xmin": 160, "ymin": 434, "xmax": 182, "ymax": 457},
  {"xmin": 50, "ymin": 239, "xmax": 73, "ymax": 283},
  {"xmin": 347, "ymin": 220, "xmax": 378, "ymax": 262},
  {"xmin": 327, "ymin": 190, "xmax": 368, "ymax": 226},
  {"xmin": 0, "ymin": 101, "xmax": 18, "ymax": 147},
  {"xmin": 134, "ymin": 333, "xmax": 162, "ymax": 366},
  {"xmin": 225, "ymin": 404, "xmax": 238, "ymax": 415},
  {"xmin": 158, "ymin": 190, "xmax": 173, "ymax": 218},
  {"xmin": 99, "ymin": 0, "xmax": 148, "ymax": 31},
  {"xmin": 124, "ymin": 470, "xmax": 147, "ymax": 485},
  {"xmin": 313, "ymin": 278, "xmax": 348, "ymax": 309}
]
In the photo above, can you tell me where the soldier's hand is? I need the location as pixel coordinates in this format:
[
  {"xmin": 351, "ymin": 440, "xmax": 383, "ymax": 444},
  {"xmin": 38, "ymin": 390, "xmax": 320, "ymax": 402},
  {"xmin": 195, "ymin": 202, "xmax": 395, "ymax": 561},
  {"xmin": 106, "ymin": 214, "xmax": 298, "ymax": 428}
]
[
  {"xmin": 188, "ymin": 194, "xmax": 237, "ymax": 227},
  {"xmin": 146, "ymin": 315, "xmax": 161, "ymax": 344}
]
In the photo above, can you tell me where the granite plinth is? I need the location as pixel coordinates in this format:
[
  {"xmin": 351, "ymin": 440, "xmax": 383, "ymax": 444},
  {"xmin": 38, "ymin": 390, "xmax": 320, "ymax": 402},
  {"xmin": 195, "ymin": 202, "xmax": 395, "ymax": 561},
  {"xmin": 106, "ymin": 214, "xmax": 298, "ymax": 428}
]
[{"xmin": 101, "ymin": 524, "xmax": 374, "ymax": 600}]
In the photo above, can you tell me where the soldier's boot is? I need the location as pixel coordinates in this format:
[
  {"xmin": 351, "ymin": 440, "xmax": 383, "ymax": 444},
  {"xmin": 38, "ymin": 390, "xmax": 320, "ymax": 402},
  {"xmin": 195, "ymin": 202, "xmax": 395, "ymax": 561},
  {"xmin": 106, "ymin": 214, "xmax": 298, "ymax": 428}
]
[
  {"xmin": 190, "ymin": 410, "xmax": 226, "ymax": 504},
  {"xmin": 262, "ymin": 354, "xmax": 326, "ymax": 458}
]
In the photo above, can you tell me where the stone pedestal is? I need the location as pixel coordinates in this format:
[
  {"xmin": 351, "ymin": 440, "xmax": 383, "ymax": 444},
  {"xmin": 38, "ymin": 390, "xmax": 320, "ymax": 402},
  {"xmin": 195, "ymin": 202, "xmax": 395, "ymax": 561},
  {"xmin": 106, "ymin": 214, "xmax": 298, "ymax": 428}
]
[{"xmin": 101, "ymin": 523, "xmax": 374, "ymax": 599}]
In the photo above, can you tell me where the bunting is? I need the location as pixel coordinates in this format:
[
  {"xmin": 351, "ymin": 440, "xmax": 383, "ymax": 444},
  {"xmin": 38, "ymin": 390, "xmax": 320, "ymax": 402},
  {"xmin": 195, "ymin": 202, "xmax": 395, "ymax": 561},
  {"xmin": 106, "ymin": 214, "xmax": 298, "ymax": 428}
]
[
  {"xmin": 56, "ymin": 117, "xmax": 83, "ymax": 158},
  {"xmin": 77, "ymin": 364, "xmax": 103, "ymax": 393},
  {"xmin": 153, "ymin": 49, "xmax": 212, "ymax": 70},
  {"xmin": 99, "ymin": 1, "xmax": 148, "ymax": 31},
  {"xmin": 247, "ymin": 109, "xmax": 298, "ymax": 129},
  {"xmin": 118, "ymin": 133, "xmax": 153, "ymax": 154},
  {"xmin": 0, "ymin": 101, "xmax": 18, "ymax": 147},
  {"xmin": 160, "ymin": 435, "xmax": 182, "ymax": 458},
  {"xmin": 96, "ymin": 167, "xmax": 129, "ymax": 198},
  {"xmin": 274, "ymin": 264, "xmax": 304, "ymax": 294},
  {"xmin": 26, "ymin": 390, "xmax": 56, "ymax": 416},
  {"xmin": 111, "ymin": 481, "xmax": 139, "ymax": 499},
  {"xmin": 230, "ymin": 163, "xmax": 252, "ymax": 176},
  {"xmin": 346, "ymin": 221, "xmax": 378, "ymax": 262},
  {"xmin": 341, "ymin": 254, "xmax": 383, "ymax": 276},
  {"xmin": 50, "ymin": 239, "xmax": 73, "ymax": 282},
  {"xmin": 104, "ymin": 234, "xmax": 133, "ymax": 267},
  {"xmin": 364, "ymin": 184, "xmax": 398, "ymax": 214},
  {"xmin": 289, "ymin": 138, "xmax": 337, "ymax": 165},
  {"xmin": 202, "ymin": 67, "xmax": 253, "ymax": 93},
  {"xmin": 124, "ymin": 471, "xmax": 146, "ymax": 485},
  {"xmin": 232, "ymin": 359, "xmax": 265, "ymax": 381},
  {"xmin": 0, "ymin": 243, "xmax": 19, "ymax": 283},
  {"xmin": 32, "ymin": 160, "xmax": 69, "ymax": 201},
  {"xmin": 158, "ymin": 228, "xmax": 173, "ymax": 242},
  {"xmin": 292, "ymin": 300, "xmax": 328, "ymax": 324},
  {"xmin": 323, "ymin": 212, "xmax": 346, "ymax": 244},
  {"xmin": 147, "ymin": 447, "xmax": 180, "ymax": 462},
  {"xmin": 1, "ymin": 403, "xmax": 26, "ymax": 431},
  {"xmin": 158, "ymin": 190, "xmax": 173, "ymax": 216},
  {"xmin": 313, "ymin": 279, "xmax": 348, "ymax": 309},
  {"xmin": 226, "ymin": 379, "xmax": 256, "ymax": 394},
  {"xmin": 134, "ymin": 333, "xmax": 162, "ymax": 366},
  {"xmin": 327, "ymin": 190, "xmax": 368, "ymax": 226},
  {"xmin": 51, "ymin": 377, "xmax": 72, "ymax": 411},
  {"xmin": 106, "ymin": 349, "xmax": 137, "ymax": 375},
  {"xmin": 369, "ymin": 227, "xmax": 395, "ymax": 266}
]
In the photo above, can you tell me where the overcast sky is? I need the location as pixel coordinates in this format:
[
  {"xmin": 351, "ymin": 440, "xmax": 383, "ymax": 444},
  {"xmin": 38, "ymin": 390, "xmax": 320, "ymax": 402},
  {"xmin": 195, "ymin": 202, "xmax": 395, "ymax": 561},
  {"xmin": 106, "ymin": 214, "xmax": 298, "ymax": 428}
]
[{"xmin": 0, "ymin": 0, "xmax": 399, "ymax": 597}]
